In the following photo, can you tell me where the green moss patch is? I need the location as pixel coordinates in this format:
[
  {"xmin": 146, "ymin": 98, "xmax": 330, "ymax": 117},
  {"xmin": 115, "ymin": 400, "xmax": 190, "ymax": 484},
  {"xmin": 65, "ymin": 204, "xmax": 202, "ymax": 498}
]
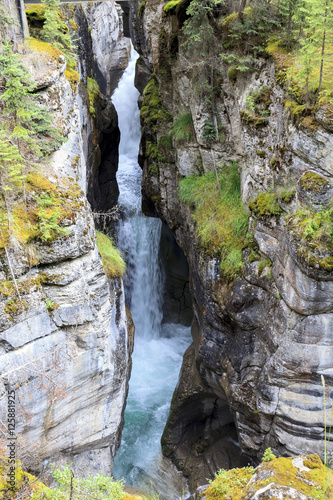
[
  {"xmin": 205, "ymin": 466, "xmax": 255, "ymax": 500},
  {"xmin": 26, "ymin": 37, "xmax": 64, "ymax": 63},
  {"xmin": 96, "ymin": 230, "xmax": 126, "ymax": 279},
  {"xmin": 140, "ymin": 77, "xmax": 171, "ymax": 133},
  {"xmin": 299, "ymin": 171, "xmax": 330, "ymax": 194},
  {"xmin": 205, "ymin": 455, "xmax": 333, "ymax": 500},
  {"xmin": 179, "ymin": 163, "xmax": 250, "ymax": 280},
  {"xmin": 287, "ymin": 204, "xmax": 333, "ymax": 271},
  {"xmin": 86, "ymin": 77, "xmax": 100, "ymax": 117},
  {"xmin": 164, "ymin": 0, "xmax": 183, "ymax": 13},
  {"xmin": 0, "ymin": 453, "xmax": 51, "ymax": 498},
  {"xmin": 249, "ymin": 192, "xmax": 283, "ymax": 217}
]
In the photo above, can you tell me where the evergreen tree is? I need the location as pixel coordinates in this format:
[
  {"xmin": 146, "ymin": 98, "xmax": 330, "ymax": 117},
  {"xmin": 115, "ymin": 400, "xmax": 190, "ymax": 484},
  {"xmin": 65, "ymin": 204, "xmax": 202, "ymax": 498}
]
[
  {"xmin": 0, "ymin": 42, "xmax": 64, "ymax": 156},
  {"xmin": 42, "ymin": 0, "xmax": 75, "ymax": 67},
  {"xmin": 0, "ymin": 129, "xmax": 25, "ymax": 229},
  {"xmin": 182, "ymin": 0, "xmax": 223, "ymax": 189},
  {"xmin": 291, "ymin": 0, "xmax": 333, "ymax": 99}
]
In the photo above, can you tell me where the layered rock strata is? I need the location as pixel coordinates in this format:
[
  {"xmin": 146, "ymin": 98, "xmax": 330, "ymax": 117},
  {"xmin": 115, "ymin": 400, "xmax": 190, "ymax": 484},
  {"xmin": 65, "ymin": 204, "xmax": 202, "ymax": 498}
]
[
  {"xmin": 0, "ymin": 4, "xmax": 132, "ymax": 477},
  {"xmin": 130, "ymin": 0, "xmax": 333, "ymax": 491}
]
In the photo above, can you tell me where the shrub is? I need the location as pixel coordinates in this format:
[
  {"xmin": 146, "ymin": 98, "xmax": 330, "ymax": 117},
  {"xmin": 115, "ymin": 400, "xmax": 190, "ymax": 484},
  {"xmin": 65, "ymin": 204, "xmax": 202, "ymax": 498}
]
[
  {"xmin": 206, "ymin": 466, "xmax": 255, "ymax": 498},
  {"xmin": 179, "ymin": 163, "xmax": 250, "ymax": 280},
  {"xmin": 262, "ymin": 447, "xmax": 277, "ymax": 462},
  {"xmin": 96, "ymin": 230, "xmax": 126, "ymax": 279}
]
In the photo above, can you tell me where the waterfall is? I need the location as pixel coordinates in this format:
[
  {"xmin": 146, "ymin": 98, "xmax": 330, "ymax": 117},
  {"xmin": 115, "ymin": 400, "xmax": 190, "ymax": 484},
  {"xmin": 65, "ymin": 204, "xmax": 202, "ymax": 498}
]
[{"xmin": 112, "ymin": 46, "xmax": 191, "ymax": 497}]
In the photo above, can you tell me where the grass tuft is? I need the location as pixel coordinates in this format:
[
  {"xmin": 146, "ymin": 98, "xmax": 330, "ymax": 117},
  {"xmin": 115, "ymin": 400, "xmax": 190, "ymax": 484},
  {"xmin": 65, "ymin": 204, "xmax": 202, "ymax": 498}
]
[
  {"xmin": 171, "ymin": 113, "xmax": 194, "ymax": 144},
  {"xmin": 96, "ymin": 230, "xmax": 126, "ymax": 279},
  {"xmin": 179, "ymin": 163, "xmax": 249, "ymax": 280}
]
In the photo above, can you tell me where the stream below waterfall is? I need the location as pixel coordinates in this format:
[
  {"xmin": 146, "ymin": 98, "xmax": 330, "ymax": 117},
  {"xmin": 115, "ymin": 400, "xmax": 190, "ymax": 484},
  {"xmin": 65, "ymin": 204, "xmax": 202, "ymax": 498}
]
[{"xmin": 112, "ymin": 46, "xmax": 191, "ymax": 498}]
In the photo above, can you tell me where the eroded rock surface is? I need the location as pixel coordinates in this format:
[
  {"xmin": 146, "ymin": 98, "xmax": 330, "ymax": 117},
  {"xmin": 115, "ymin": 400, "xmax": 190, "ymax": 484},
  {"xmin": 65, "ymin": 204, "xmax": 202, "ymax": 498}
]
[
  {"xmin": 83, "ymin": 1, "xmax": 131, "ymax": 95},
  {"xmin": 0, "ymin": 7, "xmax": 132, "ymax": 477},
  {"xmin": 131, "ymin": 0, "xmax": 333, "ymax": 491}
]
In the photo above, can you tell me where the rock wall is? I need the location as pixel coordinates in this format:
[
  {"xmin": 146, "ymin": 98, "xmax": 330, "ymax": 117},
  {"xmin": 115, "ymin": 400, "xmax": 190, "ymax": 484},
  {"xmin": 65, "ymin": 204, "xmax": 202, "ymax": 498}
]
[
  {"xmin": 0, "ymin": 3, "xmax": 132, "ymax": 477},
  {"xmin": 0, "ymin": 0, "xmax": 29, "ymax": 40},
  {"xmin": 131, "ymin": 0, "xmax": 333, "ymax": 492},
  {"xmin": 83, "ymin": 1, "xmax": 131, "ymax": 96}
]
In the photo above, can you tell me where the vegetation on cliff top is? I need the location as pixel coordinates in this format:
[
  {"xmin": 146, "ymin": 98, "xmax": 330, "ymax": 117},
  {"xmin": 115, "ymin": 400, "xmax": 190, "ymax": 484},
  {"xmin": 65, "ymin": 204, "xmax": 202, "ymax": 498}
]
[
  {"xmin": 179, "ymin": 163, "xmax": 249, "ymax": 280},
  {"xmin": 205, "ymin": 454, "xmax": 333, "ymax": 500},
  {"xmin": 0, "ymin": 457, "xmax": 140, "ymax": 500}
]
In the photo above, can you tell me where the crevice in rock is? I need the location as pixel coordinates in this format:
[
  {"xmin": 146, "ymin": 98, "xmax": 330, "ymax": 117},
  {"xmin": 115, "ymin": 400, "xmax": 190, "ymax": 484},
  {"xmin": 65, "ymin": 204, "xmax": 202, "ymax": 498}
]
[{"xmin": 159, "ymin": 223, "xmax": 193, "ymax": 326}]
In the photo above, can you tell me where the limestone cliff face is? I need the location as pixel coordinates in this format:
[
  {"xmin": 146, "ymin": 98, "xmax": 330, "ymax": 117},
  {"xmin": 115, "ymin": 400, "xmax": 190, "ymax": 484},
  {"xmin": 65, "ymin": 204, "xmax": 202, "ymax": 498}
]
[
  {"xmin": 131, "ymin": 0, "xmax": 333, "ymax": 490},
  {"xmin": 83, "ymin": 1, "xmax": 131, "ymax": 96},
  {"xmin": 0, "ymin": 4, "xmax": 132, "ymax": 477}
]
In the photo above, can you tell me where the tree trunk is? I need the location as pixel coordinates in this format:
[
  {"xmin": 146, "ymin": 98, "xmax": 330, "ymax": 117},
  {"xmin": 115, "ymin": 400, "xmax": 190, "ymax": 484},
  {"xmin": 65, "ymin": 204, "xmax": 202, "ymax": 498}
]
[
  {"xmin": 318, "ymin": 1, "xmax": 328, "ymax": 94},
  {"xmin": 238, "ymin": 0, "xmax": 247, "ymax": 23},
  {"xmin": 287, "ymin": 2, "xmax": 292, "ymax": 49},
  {"xmin": 0, "ymin": 171, "xmax": 10, "ymax": 229}
]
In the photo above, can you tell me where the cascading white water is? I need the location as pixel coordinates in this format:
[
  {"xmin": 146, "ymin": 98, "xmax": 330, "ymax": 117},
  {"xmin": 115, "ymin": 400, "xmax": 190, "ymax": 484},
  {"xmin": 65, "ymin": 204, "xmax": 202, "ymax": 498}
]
[{"xmin": 112, "ymin": 46, "xmax": 191, "ymax": 497}]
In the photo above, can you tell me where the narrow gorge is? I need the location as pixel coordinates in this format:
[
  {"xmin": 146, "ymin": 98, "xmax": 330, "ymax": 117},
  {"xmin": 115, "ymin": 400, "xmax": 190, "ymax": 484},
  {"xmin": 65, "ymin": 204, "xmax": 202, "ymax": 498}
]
[{"xmin": 1, "ymin": 0, "xmax": 333, "ymax": 498}]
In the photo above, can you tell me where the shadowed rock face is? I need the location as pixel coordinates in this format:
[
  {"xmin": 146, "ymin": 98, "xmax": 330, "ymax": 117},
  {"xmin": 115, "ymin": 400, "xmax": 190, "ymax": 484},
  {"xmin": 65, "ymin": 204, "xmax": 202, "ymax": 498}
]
[
  {"xmin": 160, "ymin": 223, "xmax": 193, "ymax": 326},
  {"xmin": 130, "ymin": 0, "xmax": 333, "ymax": 491}
]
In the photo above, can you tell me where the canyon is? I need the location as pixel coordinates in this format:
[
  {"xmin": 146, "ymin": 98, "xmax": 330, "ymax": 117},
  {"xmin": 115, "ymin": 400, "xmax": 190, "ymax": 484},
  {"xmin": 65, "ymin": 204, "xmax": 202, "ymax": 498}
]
[{"xmin": 0, "ymin": 0, "xmax": 333, "ymax": 497}]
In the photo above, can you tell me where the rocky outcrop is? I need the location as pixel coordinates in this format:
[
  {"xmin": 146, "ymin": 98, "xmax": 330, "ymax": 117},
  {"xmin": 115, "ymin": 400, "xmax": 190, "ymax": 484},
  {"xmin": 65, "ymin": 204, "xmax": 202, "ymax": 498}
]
[
  {"xmin": 131, "ymin": 0, "xmax": 333, "ymax": 491},
  {"xmin": 200, "ymin": 454, "xmax": 333, "ymax": 500},
  {"xmin": 0, "ymin": 6, "xmax": 132, "ymax": 477},
  {"xmin": 83, "ymin": 1, "xmax": 131, "ymax": 95}
]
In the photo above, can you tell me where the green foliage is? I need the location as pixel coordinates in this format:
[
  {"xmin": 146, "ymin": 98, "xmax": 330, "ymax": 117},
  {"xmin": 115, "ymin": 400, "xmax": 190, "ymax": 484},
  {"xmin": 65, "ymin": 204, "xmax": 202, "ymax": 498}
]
[
  {"xmin": 287, "ymin": 204, "xmax": 333, "ymax": 270},
  {"xmin": 45, "ymin": 297, "xmax": 57, "ymax": 311},
  {"xmin": 206, "ymin": 466, "xmax": 255, "ymax": 498},
  {"xmin": 171, "ymin": 113, "xmax": 194, "ymax": 143},
  {"xmin": 0, "ymin": 42, "xmax": 65, "ymax": 157},
  {"xmin": 201, "ymin": 119, "xmax": 216, "ymax": 143},
  {"xmin": 179, "ymin": 163, "xmax": 250, "ymax": 280},
  {"xmin": 47, "ymin": 463, "xmax": 125, "ymax": 500},
  {"xmin": 164, "ymin": 0, "xmax": 182, "ymax": 13},
  {"xmin": 249, "ymin": 192, "xmax": 283, "ymax": 217},
  {"xmin": 41, "ymin": 0, "xmax": 76, "ymax": 68},
  {"xmin": 241, "ymin": 87, "xmax": 272, "ymax": 126},
  {"xmin": 182, "ymin": 0, "xmax": 222, "ymax": 57},
  {"xmin": 262, "ymin": 447, "xmax": 277, "ymax": 462},
  {"xmin": 86, "ymin": 77, "xmax": 100, "ymax": 117},
  {"xmin": 140, "ymin": 77, "xmax": 171, "ymax": 132},
  {"xmin": 0, "ymin": 129, "xmax": 25, "ymax": 193},
  {"xmin": 96, "ymin": 230, "xmax": 126, "ymax": 279},
  {"xmin": 34, "ymin": 194, "xmax": 70, "ymax": 243}
]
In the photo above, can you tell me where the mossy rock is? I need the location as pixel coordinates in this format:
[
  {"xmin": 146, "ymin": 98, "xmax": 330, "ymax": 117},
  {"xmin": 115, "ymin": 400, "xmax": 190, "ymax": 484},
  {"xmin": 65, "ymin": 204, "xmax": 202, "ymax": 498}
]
[
  {"xmin": 26, "ymin": 37, "xmax": 64, "ymax": 63},
  {"xmin": 249, "ymin": 192, "xmax": 283, "ymax": 218},
  {"xmin": 0, "ymin": 453, "xmax": 51, "ymax": 499},
  {"xmin": 204, "ymin": 454, "xmax": 333, "ymax": 499},
  {"xmin": 298, "ymin": 171, "xmax": 333, "ymax": 209}
]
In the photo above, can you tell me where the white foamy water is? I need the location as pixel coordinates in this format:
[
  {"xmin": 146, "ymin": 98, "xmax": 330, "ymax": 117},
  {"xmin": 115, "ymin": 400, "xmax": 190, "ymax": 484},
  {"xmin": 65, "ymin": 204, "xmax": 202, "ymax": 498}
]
[{"xmin": 112, "ymin": 45, "xmax": 191, "ymax": 498}]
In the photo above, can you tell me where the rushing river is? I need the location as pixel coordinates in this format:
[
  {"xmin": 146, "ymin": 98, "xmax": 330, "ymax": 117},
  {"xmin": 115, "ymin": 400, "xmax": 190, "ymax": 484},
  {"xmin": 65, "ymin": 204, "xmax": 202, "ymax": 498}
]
[{"xmin": 112, "ymin": 46, "xmax": 191, "ymax": 497}]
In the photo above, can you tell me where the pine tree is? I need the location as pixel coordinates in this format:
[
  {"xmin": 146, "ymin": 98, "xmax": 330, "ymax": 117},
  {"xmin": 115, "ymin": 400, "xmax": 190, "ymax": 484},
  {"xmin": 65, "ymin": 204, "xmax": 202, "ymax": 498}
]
[
  {"xmin": 292, "ymin": 0, "xmax": 333, "ymax": 98},
  {"xmin": 42, "ymin": 0, "xmax": 75, "ymax": 67},
  {"xmin": 0, "ymin": 42, "xmax": 65, "ymax": 155},
  {"xmin": 182, "ymin": 0, "xmax": 223, "ymax": 190},
  {"xmin": 0, "ymin": 129, "xmax": 25, "ymax": 229}
]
